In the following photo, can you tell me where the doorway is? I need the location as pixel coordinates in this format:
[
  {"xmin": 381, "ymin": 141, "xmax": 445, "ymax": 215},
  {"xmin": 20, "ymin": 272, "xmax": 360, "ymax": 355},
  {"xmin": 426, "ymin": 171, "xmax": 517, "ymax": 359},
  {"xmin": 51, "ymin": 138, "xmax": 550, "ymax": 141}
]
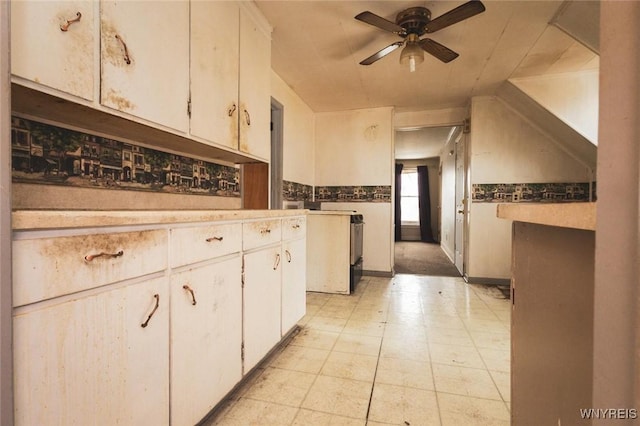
[
  {"xmin": 393, "ymin": 125, "xmax": 463, "ymax": 277},
  {"xmin": 270, "ymin": 98, "xmax": 284, "ymax": 209}
]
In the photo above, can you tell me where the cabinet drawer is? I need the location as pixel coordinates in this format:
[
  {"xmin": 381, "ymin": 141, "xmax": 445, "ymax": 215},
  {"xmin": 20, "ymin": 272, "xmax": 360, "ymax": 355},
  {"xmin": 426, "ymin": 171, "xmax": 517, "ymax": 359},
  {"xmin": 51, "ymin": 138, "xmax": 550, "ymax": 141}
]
[
  {"xmin": 242, "ymin": 219, "xmax": 281, "ymax": 251},
  {"xmin": 13, "ymin": 229, "xmax": 167, "ymax": 307},
  {"xmin": 170, "ymin": 223, "xmax": 242, "ymax": 268},
  {"xmin": 282, "ymin": 216, "xmax": 306, "ymax": 241}
]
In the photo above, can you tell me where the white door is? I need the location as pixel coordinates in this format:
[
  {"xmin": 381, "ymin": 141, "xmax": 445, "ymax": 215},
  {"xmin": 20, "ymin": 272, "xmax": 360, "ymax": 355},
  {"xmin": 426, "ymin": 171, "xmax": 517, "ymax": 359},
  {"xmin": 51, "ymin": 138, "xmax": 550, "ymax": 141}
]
[
  {"xmin": 170, "ymin": 257, "xmax": 242, "ymax": 426},
  {"xmin": 190, "ymin": 1, "xmax": 239, "ymax": 149},
  {"xmin": 238, "ymin": 7, "xmax": 271, "ymax": 160},
  {"xmin": 11, "ymin": 0, "xmax": 96, "ymax": 100},
  {"xmin": 243, "ymin": 246, "xmax": 282, "ymax": 372},
  {"xmin": 454, "ymin": 133, "xmax": 466, "ymax": 274},
  {"xmin": 13, "ymin": 277, "xmax": 170, "ymax": 425},
  {"xmin": 100, "ymin": 0, "xmax": 189, "ymax": 132},
  {"xmin": 282, "ymin": 238, "xmax": 306, "ymax": 335}
]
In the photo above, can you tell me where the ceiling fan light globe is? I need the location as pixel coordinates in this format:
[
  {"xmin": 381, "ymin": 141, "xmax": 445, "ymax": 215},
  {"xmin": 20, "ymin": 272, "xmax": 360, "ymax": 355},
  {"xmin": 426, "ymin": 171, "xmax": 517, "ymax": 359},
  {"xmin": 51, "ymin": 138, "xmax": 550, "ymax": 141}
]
[{"xmin": 399, "ymin": 43, "xmax": 424, "ymax": 72}]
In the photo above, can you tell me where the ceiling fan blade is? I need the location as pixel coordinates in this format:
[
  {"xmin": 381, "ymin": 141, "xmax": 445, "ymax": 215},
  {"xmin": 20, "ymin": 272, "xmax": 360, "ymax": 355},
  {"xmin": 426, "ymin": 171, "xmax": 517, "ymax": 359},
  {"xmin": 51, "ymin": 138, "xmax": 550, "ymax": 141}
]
[
  {"xmin": 419, "ymin": 38, "xmax": 459, "ymax": 63},
  {"xmin": 425, "ymin": 0, "xmax": 486, "ymax": 33},
  {"xmin": 359, "ymin": 41, "xmax": 404, "ymax": 65},
  {"xmin": 355, "ymin": 11, "xmax": 405, "ymax": 35}
]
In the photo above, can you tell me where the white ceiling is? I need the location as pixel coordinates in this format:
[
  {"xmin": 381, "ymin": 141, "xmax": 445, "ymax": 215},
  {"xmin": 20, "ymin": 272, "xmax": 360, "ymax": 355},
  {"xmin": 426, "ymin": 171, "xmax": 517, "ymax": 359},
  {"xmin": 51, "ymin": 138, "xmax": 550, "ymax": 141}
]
[{"xmin": 255, "ymin": 0, "xmax": 598, "ymax": 114}]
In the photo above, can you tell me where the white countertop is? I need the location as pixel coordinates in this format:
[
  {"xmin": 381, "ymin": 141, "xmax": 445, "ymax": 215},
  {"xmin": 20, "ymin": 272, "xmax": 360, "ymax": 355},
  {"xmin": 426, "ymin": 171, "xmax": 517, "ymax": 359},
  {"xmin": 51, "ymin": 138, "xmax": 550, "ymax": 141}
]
[
  {"xmin": 12, "ymin": 209, "xmax": 309, "ymax": 231},
  {"xmin": 497, "ymin": 202, "xmax": 596, "ymax": 231},
  {"xmin": 308, "ymin": 210, "xmax": 358, "ymax": 216}
]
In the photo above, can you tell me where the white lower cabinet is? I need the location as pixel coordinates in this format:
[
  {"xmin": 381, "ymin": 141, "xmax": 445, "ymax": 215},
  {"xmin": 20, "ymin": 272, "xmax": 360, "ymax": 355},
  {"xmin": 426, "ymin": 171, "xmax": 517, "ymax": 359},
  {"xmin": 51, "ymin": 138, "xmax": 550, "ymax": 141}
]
[
  {"xmin": 170, "ymin": 256, "xmax": 242, "ymax": 426},
  {"xmin": 12, "ymin": 213, "xmax": 307, "ymax": 424},
  {"xmin": 282, "ymin": 238, "xmax": 307, "ymax": 335},
  {"xmin": 242, "ymin": 245, "xmax": 282, "ymax": 373},
  {"xmin": 13, "ymin": 276, "xmax": 170, "ymax": 426}
]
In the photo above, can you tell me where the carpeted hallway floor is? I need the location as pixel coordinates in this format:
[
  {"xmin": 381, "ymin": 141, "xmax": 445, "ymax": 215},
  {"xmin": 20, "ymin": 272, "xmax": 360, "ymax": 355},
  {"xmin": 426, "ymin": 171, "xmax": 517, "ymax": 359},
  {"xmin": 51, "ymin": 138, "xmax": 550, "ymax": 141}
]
[{"xmin": 394, "ymin": 241, "xmax": 461, "ymax": 277}]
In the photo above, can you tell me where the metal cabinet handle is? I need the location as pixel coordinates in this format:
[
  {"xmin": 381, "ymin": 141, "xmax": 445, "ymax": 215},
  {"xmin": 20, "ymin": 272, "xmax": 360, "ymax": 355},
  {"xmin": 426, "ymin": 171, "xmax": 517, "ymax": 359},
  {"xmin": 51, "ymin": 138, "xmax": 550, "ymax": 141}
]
[
  {"xmin": 292, "ymin": 224, "xmax": 300, "ymax": 229},
  {"xmin": 205, "ymin": 236, "xmax": 223, "ymax": 242},
  {"xmin": 115, "ymin": 34, "xmax": 131, "ymax": 65},
  {"xmin": 261, "ymin": 228, "xmax": 271, "ymax": 235},
  {"xmin": 228, "ymin": 103, "xmax": 237, "ymax": 117},
  {"xmin": 84, "ymin": 250, "xmax": 124, "ymax": 262},
  {"xmin": 285, "ymin": 250, "xmax": 292, "ymax": 263},
  {"xmin": 273, "ymin": 253, "xmax": 280, "ymax": 270},
  {"xmin": 183, "ymin": 285, "xmax": 197, "ymax": 306},
  {"xmin": 141, "ymin": 294, "xmax": 159, "ymax": 328},
  {"xmin": 244, "ymin": 109, "xmax": 251, "ymax": 126},
  {"xmin": 60, "ymin": 12, "xmax": 82, "ymax": 32}
]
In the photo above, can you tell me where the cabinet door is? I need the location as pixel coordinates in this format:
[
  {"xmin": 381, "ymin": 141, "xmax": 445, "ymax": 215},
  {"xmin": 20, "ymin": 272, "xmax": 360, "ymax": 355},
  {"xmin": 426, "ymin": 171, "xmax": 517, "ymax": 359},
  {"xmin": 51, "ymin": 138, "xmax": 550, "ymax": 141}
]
[
  {"xmin": 13, "ymin": 277, "xmax": 170, "ymax": 425},
  {"xmin": 100, "ymin": 0, "xmax": 189, "ymax": 132},
  {"xmin": 238, "ymin": 8, "xmax": 271, "ymax": 160},
  {"xmin": 170, "ymin": 257, "xmax": 242, "ymax": 426},
  {"xmin": 243, "ymin": 246, "xmax": 282, "ymax": 372},
  {"xmin": 282, "ymin": 238, "xmax": 307, "ymax": 335},
  {"xmin": 11, "ymin": 1, "xmax": 95, "ymax": 100},
  {"xmin": 190, "ymin": 1, "xmax": 239, "ymax": 150}
]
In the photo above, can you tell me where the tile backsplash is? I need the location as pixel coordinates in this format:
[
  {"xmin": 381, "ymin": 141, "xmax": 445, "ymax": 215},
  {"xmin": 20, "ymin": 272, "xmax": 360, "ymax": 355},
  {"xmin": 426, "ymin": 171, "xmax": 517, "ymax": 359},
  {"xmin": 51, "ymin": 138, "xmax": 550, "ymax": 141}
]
[
  {"xmin": 11, "ymin": 116, "xmax": 240, "ymax": 200},
  {"xmin": 472, "ymin": 182, "xmax": 594, "ymax": 203}
]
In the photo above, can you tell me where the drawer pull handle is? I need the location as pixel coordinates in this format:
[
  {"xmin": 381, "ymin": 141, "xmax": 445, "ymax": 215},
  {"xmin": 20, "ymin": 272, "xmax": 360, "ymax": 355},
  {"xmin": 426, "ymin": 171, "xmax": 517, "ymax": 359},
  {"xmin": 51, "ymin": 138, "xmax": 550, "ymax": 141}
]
[
  {"xmin": 183, "ymin": 285, "xmax": 197, "ymax": 306},
  {"xmin": 84, "ymin": 250, "xmax": 124, "ymax": 262},
  {"xmin": 244, "ymin": 109, "xmax": 251, "ymax": 126},
  {"xmin": 261, "ymin": 228, "xmax": 271, "ymax": 235},
  {"xmin": 285, "ymin": 250, "xmax": 292, "ymax": 263},
  {"xmin": 115, "ymin": 34, "xmax": 132, "ymax": 65},
  {"xmin": 206, "ymin": 236, "xmax": 223, "ymax": 242},
  {"xmin": 60, "ymin": 12, "xmax": 82, "ymax": 32},
  {"xmin": 141, "ymin": 294, "xmax": 159, "ymax": 328},
  {"xmin": 273, "ymin": 253, "xmax": 280, "ymax": 270},
  {"xmin": 228, "ymin": 103, "xmax": 237, "ymax": 117},
  {"xmin": 292, "ymin": 224, "xmax": 300, "ymax": 229}
]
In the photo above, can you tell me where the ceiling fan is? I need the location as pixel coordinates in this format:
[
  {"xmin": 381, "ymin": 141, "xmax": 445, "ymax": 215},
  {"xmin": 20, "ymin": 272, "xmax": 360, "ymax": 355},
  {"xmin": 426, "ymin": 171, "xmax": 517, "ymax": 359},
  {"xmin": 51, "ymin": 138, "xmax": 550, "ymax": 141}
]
[{"xmin": 355, "ymin": 1, "xmax": 486, "ymax": 71}]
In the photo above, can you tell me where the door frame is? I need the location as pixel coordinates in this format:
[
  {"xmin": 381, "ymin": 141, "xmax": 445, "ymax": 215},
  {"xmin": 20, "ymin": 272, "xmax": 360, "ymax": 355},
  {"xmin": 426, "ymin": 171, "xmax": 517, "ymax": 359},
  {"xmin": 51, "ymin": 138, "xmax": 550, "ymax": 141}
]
[{"xmin": 270, "ymin": 97, "xmax": 283, "ymax": 210}]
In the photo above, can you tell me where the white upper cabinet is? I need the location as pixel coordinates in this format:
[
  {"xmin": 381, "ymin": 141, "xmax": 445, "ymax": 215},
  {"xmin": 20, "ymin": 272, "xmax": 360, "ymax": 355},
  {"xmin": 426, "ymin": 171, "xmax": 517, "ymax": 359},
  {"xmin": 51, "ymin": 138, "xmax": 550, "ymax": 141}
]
[
  {"xmin": 190, "ymin": 1, "xmax": 240, "ymax": 150},
  {"xmin": 11, "ymin": 0, "xmax": 96, "ymax": 100},
  {"xmin": 100, "ymin": 0, "xmax": 190, "ymax": 132},
  {"xmin": 238, "ymin": 6, "xmax": 271, "ymax": 160},
  {"xmin": 191, "ymin": 2, "xmax": 272, "ymax": 160}
]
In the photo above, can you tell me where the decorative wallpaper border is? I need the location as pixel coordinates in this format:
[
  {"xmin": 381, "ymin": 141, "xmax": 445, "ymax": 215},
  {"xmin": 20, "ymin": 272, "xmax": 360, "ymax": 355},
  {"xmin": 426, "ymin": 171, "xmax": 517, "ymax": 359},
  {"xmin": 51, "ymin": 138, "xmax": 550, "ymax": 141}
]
[
  {"xmin": 283, "ymin": 180, "xmax": 313, "ymax": 201},
  {"xmin": 10, "ymin": 116, "xmax": 240, "ymax": 198},
  {"xmin": 472, "ymin": 183, "xmax": 594, "ymax": 203},
  {"xmin": 315, "ymin": 185, "xmax": 391, "ymax": 203}
]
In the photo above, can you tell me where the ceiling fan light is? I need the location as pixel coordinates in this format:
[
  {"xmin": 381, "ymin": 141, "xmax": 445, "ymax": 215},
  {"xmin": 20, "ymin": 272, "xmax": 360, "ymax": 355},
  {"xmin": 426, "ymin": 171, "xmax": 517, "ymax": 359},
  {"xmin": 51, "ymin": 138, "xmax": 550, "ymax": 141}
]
[{"xmin": 399, "ymin": 42, "xmax": 424, "ymax": 72}]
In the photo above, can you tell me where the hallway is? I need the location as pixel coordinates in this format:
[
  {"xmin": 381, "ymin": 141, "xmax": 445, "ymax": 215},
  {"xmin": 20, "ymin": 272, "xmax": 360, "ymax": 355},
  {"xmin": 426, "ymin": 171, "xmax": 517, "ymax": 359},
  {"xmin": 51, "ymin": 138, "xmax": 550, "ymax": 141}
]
[
  {"xmin": 394, "ymin": 242, "xmax": 460, "ymax": 277},
  {"xmin": 205, "ymin": 274, "xmax": 511, "ymax": 425}
]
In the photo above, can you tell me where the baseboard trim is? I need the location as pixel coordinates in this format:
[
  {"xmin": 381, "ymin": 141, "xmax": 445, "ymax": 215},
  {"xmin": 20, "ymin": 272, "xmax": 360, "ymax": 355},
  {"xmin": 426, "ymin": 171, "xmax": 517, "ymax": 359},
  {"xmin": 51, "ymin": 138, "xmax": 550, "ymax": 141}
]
[
  {"xmin": 363, "ymin": 270, "xmax": 393, "ymax": 278},
  {"xmin": 465, "ymin": 276, "xmax": 511, "ymax": 286}
]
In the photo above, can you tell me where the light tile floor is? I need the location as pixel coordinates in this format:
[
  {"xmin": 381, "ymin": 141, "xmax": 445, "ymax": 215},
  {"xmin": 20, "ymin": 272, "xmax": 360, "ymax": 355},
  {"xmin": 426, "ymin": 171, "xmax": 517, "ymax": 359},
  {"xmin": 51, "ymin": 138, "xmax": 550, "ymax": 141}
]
[{"xmin": 205, "ymin": 274, "xmax": 511, "ymax": 426}]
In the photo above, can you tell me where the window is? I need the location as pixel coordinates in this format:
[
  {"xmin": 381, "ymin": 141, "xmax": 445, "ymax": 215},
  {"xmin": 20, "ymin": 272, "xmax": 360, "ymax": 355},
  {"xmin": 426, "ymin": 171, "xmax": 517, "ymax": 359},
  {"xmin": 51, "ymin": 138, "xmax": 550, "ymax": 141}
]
[{"xmin": 401, "ymin": 170, "xmax": 419, "ymax": 223}]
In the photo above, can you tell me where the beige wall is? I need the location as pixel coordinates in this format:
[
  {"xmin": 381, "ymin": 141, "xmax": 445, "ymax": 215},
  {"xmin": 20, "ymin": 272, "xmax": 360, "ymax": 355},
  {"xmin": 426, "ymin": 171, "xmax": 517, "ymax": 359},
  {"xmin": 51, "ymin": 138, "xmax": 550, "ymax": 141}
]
[
  {"xmin": 468, "ymin": 96, "xmax": 592, "ymax": 280},
  {"xmin": 270, "ymin": 71, "xmax": 315, "ymax": 186},
  {"xmin": 315, "ymin": 107, "xmax": 394, "ymax": 273},
  {"xmin": 510, "ymin": 70, "xmax": 599, "ymax": 145}
]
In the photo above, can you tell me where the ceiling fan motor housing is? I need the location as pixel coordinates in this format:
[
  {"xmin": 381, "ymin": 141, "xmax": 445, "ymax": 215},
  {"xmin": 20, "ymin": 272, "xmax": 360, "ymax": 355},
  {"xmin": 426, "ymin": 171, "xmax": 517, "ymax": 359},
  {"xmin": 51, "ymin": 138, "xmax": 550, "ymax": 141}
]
[{"xmin": 396, "ymin": 7, "xmax": 431, "ymax": 36}]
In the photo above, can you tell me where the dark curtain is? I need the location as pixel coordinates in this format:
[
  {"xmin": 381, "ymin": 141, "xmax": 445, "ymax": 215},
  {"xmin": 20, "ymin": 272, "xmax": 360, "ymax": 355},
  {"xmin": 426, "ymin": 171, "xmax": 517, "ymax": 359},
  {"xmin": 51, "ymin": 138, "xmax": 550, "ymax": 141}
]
[
  {"xmin": 417, "ymin": 165, "xmax": 435, "ymax": 243},
  {"xmin": 394, "ymin": 163, "xmax": 403, "ymax": 241}
]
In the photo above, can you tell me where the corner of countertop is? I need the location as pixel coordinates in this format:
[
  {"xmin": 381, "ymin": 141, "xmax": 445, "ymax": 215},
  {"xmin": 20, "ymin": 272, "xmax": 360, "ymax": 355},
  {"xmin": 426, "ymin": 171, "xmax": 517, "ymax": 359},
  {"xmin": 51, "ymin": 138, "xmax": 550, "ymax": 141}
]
[{"xmin": 496, "ymin": 202, "xmax": 596, "ymax": 231}]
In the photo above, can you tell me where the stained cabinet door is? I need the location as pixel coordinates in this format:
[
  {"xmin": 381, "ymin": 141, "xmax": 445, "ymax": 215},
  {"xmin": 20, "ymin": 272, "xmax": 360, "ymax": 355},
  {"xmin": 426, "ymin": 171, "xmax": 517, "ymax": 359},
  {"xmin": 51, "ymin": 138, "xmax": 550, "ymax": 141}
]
[
  {"xmin": 100, "ymin": 0, "xmax": 189, "ymax": 132},
  {"xmin": 11, "ymin": 0, "xmax": 96, "ymax": 100},
  {"xmin": 243, "ymin": 245, "xmax": 282, "ymax": 372},
  {"xmin": 238, "ymin": 7, "xmax": 271, "ymax": 160},
  {"xmin": 190, "ymin": 1, "xmax": 239, "ymax": 150},
  {"xmin": 170, "ymin": 257, "xmax": 242, "ymax": 426},
  {"xmin": 282, "ymin": 238, "xmax": 307, "ymax": 335},
  {"xmin": 13, "ymin": 277, "xmax": 170, "ymax": 425}
]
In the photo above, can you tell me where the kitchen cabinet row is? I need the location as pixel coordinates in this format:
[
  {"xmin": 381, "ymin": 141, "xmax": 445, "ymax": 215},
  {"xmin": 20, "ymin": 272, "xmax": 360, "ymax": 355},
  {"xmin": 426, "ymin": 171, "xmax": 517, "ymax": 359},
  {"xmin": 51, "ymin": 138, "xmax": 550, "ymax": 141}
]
[
  {"xmin": 12, "ymin": 214, "xmax": 306, "ymax": 425},
  {"xmin": 11, "ymin": 0, "xmax": 271, "ymax": 161}
]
